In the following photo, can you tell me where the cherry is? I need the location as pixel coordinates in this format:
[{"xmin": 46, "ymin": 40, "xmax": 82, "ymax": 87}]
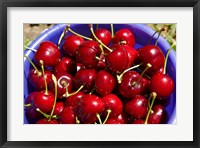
[
  {"xmin": 34, "ymin": 41, "xmax": 61, "ymax": 67},
  {"xmin": 34, "ymin": 90, "xmax": 55, "ymax": 113},
  {"xmin": 77, "ymin": 94, "xmax": 104, "ymax": 124},
  {"xmin": 102, "ymin": 94, "xmax": 123, "ymax": 118},
  {"xmin": 73, "ymin": 69, "xmax": 96, "ymax": 93},
  {"xmin": 95, "ymin": 70, "xmax": 116, "ymax": 96},
  {"xmin": 29, "ymin": 69, "xmax": 52, "ymax": 91},
  {"xmin": 106, "ymin": 44, "xmax": 129, "ymax": 73},
  {"xmin": 54, "ymin": 57, "xmax": 76, "ymax": 76},
  {"xmin": 125, "ymin": 95, "xmax": 148, "ymax": 119},
  {"xmin": 150, "ymin": 72, "xmax": 174, "ymax": 99},
  {"xmin": 147, "ymin": 104, "xmax": 165, "ymax": 124},
  {"xmin": 105, "ymin": 118, "xmax": 123, "ymax": 124},
  {"xmin": 49, "ymin": 72, "xmax": 73, "ymax": 99},
  {"xmin": 59, "ymin": 106, "xmax": 76, "ymax": 124},
  {"xmin": 24, "ymin": 91, "xmax": 39, "ymax": 108},
  {"xmin": 53, "ymin": 102, "xmax": 65, "ymax": 116},
  {"xmin": 118, "ymin": 71, "xmax": 144, "ymax": 99},
  {"xmin": 36, "ymin": 118, "xmax": 59, "ymax": 124},
  {"xmin": 62, "ymin": 35, "xmax": 84, "ymax": 57},
  {"xmin": 76, "ymin": 40, "xmax": 102, "ymax": 68},
  {"xmin": 138, "ymin": 45, "xmax": 165, "ymax": 75},
  {"xmin": 91, "ymin": 28, "xmax": 112, "ymax": 46},
  {"xmin": 112, "ymin": 28, "xmax": 136, "ymax": 47},
  {"xmin": 65, "ymin": 91, "xmax": 85, "ymax": 112},
  {"xmin": 122, "ymin": 45, "xmax": 138, "ymax": 67},
  {"xmin": 132, "ymin": 119, "xmax": 144, "ymax": 124}
]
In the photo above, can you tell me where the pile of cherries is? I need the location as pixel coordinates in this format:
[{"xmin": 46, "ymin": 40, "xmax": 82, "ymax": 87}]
[{"xmin": 24, "ymin": 24, "xmax": 175, "ymax": 124}]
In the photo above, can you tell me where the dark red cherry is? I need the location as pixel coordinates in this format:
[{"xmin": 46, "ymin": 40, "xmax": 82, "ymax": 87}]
[
  {"xmin": 106, "ymin": 44, "xmax": 129, "ymax": 73},
  {"xmin": 74, "ymin": 69, "xmax": 96, "ymax": 93},
  {"xmin": 122, "ymin": 45, "xmax": 138, "ymax": 67},
  {"xmin": 65, "ymin": 91, "xmax": 85, "ymax": 112},
  {"xmin": 63, "ymin": 35, "xmax": 84, "ymax": 57},
  {"xmin": 54, "ymin": 57, "xmax": 76, "ymax": 75},
  {"xmin": 95, "ymin": 70, "xmax": 116, "ymax": 96},
  {"xmin": 125, "ymin": 95, "xmax": 148, "ymax": 119},
  {"xmin": 76, "ymin": 40, "xmax": 101, "ymax": 68},
  {"xmin": 36, "ymin": 118, "xmax": 59, "ymax": 124},
  {"xmin": 141, "ymin": 77, "xmax": 150, "ymax": 95},
  {"xmin": 150, "ymin": 73, "xmax": 174, "ymax": 99},
  {"xmin": 49, "ymin": 72, "xmax": 73, "ymax": 99},
  {"xmin": 59, "ymin": 106, "xmax": 75, "ymax": 124},
  {"xmin": 77, "ymin": 94, "xmax": 104, "ymax": 124},
  {"xmin": 147, "ymin": 104, "xmax": 165, "ymax": 124},
  {"xmin": 102, "ymin": 94, "xmax": 123, "ymax": 118},
  {"xmin": 25, "ymin": 91, "xmax": 39, "ymax": 108},
  {"xmin": 132, "ymin": 119, "xmax": 144, "ymax": 124},
  {"xmin": 34, "ymin": 91, "xmax": 55, "ymax": 113},
  {"xmin": 91, "ymin": 28, "xmax": 112, "ymax": 46},
  {"xmin": 105, "ymin": 118, "xmax": 123, "ymax": 124},
  {"xmin": 118, "ymin": 71, "xmax": 144, "ymax": 99},
  {"xmin": 113, "ymin": 28, "xmax": 135, "ymax": 47},
  {"xmin": 29, "ymin": 69, "xmax": 52, "ymax": 91},
  {"xmin": 34, "ymin": 41, "xmax": 61, "ymax": 67},
  {"xmin": 138, "ymin": 45, "xmax": 165, "ymax": 75},
  {"xmin": 53, "ymin": 102, "xmax": 65, "ymax": 116}
]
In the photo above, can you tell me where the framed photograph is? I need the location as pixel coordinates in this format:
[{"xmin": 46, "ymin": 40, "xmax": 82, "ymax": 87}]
[{"xmin": 1, "ymin": 0, "xmax": 199, "ymax": 148}]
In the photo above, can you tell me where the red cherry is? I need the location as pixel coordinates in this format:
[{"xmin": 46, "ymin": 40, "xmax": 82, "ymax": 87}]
[
  {"xmin": 122, "ymin": 45, "xmax": 138, "ymax": 67},
  {"xmin": 34, "ymin": 91, "xmax": 55, "ymax": 113},
  {"xmin": 29, "ymin": 69, "xmax": 52, "ymax": 91},
  {"xmin": 132, "ymin": 119, "xmax": 144, "ymax": 124},
  {"xmin": 34, "ymin": 41, "xmax": 61, "ymax": 67},
  {"xmin": 54, "ymin": 57, "xmax": 76, "ymax": 76},
  {"xmin": 95, "ymin": 70, "xmax": 116, "ymax": 96},
  {"xmin": 77, "ymin": 94, "xmax": 104, "ymax": 124},
  {"xmin": 59, "ymin": 106, "xmax": 75, "ymax": 124},
  {"xmin": 138, "ymin": 45, "xmax": 165, "ymax": 75},
  {"xmin": 53, "ymin": 102, "xmax": 65, "ymax": 116},
  {"xmin": 36, "ymin": 118, "xmax": 59, "ymax": 124},
  {"xmin": 62, "ymin": 35, "xmax": 84, "ymax": 57},
  {"xmin": 91, "ymin": 28, "xmax": 112, "ymax": 46},
  {"xmin": 65, "ymin": 91, "xmax": 85, "ymax": 112},
  {"xmin": 125, "ymin": 95, "xmax": 148, "ymax": 119},
  {"xmin": 118, "ymin": 71, "xmax": 144, "ymax": 99},
  {"xmin": 106, "ymin": 44, "xmax": 129, "ymax": 73},
  {"xmin": 113, "ymin": 28, "xmax": 136, "ymax": 47},
  {"xmin": 73, "ymin": 69, "xmax": 96, "ymax": 93},
  {"xmin": 76, "ymin": 40, "xmax": 101, "ymax": 68},
  {"xmin": 102, "ymin": 94, "xmax": 123, "ymax": 118},
  {"xmin": 150, "ymin": 73, "xmax": 174, "ymax": 99},
  {"xmin": 147, "ymin": 104, "xmax": 165, "ymax": 124}
]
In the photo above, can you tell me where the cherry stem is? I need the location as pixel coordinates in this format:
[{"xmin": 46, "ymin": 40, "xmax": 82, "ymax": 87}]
[
  {"xmin": 36, "ymin": 108, "xmax": 57, "ymax": 119},
  {"xmin": 57, "ymin": 26, "xmax": 68, "ymax": 49},
  {"xmin": 155, "ymin": 28, "xmax": 165, "ymax": 46},
  {"xmin": 63, "ymin": 84, "xmax": 84, "ymax": 98},
  {"xmin": 96, "ymin": 24, "xmax": 99, "ymax": 30},
  {"xmin": 76, "ymin": 116, "xmax": 80, "ymax": 124},
  {"xmin": 136, "ymin": 67, "xmax": 151, "ymax": 80},
  {"xmin": 89, "ymin": 87, "xmax": 95, "ymax": 95},
  {"xmin": 89, "ymin": 24, "xmax": 112, "ymax": 53},
  {"xmin": 144, "ymin": 92, "xmax": 157, "ymax": 124},
  {"xmin": 24, "ymin": 55, "xmax": 41, "ymax": 76},
  {"xmin": 117, "ymin": 63, "xmax": 142, "ymax": 83},
  {"xmin": 103, "ymin": 109, "xmax": 112, "ymax": 124},
  {"xmin": 24, "ymin": 103, "xmax": 31, "ymax": 107},
  {"xmin": 111, "ymin": 24, "xmax": 114, "ymax": 38},
  {"xmin": 132, "ymin": 63, "xmax": 152, "ymax": 86},
  {"xmin": 148, "ymin": 30, "xmax": 159, "ymax": 45},
  {"xmin": 163, "ymin": 42, "xmax": 176, "ymax": 74},
  {"xmin": 99, "ymin": 44, "xmax": 104, "ymax": 55},
  {"xmin": 24, "ymin": 46, "xmax": 37, "ymax": 52},
  {"xmin": 67, "ymin": 24, "xmax": 93, "ymax": 40},
  {"xmin": 96, "ymin": 113, "xmax": 102, "ymax": 124},
  {"xmin": 49, "ymin": 74, "xmax": 58, "ymax": 121},
  {"xmin": 40, "ymin": 60, "xmax": 48, "ymax": 95}
]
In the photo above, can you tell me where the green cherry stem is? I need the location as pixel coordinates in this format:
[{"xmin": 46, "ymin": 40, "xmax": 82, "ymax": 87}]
[
  {"xmin": 24, "ymin": 46, "xmax": 37, "ymax": 52},
  {"xmin": 144, "ymin": 92, "xmax": 157, "ymax": 124},
  {"xmin": 67, "ymin": 24, "xmax": 93, "ymax": 40},
  {"xmin": 76, "ymin": 116, "xmax": 80, "ymax": 124},
  {"xmin": 89, "ymin": 24, "xmax": 112, "ymax": 53},
  {"xmin": 148, "ymin": 30, "xmax": 159, "ymax": 45},
  {"xmin": 96, "ymin": 113, "xmax": 102, "ymax": 124},
  {"xmin": 39, "ymin": 60, "xmax": 48, "ymax": 95},
  {"xmin": 63, "ymin": 84, "xmax": 84, "ymax": 98},
  {"xmin": 49, "ymin": 74, "xmax": 58, "ymax": 121},
  {"xmin": 155, "ymin": 28, "xmax": 165, "ymax": 46},
  {"xmin": 24, "ymin": 103, "xmax": 31, "ymax": 107},
  {"xmin": 163, "ymin": 42, "xmax": 176, "ymax": 74},
  {"xmin": 117, "ymin": 63, "xmax": 142, "ymax": 84},
  {"xmin": 57, "ymin": 26, "xmax": 68, "ymax": 49},
  {"xmin": 103, "ymin": 109, "xmax": 112, "ymax": 124},
  {"xmin": 111, "ymin": 24, "xmax": 114, "ymax": 38},
  {"xmin": 96, "ymin": 24, "xmax": 99, "ymax": 30},
  {"xmin": 24, "ymin": 55, "xmax": 41, "ymax": 76},
  {"xmin": 36, "ymin": 108, "xmax": 57, "ymax": 119}
]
